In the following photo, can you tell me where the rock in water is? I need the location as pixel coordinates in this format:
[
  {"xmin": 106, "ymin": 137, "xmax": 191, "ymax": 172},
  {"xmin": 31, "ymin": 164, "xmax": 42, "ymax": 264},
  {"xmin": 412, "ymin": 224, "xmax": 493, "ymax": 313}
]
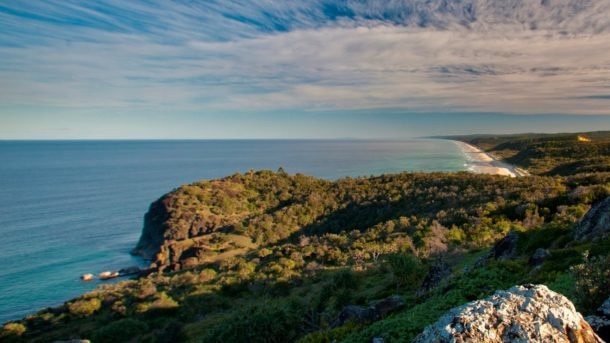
[
  {"xmin": 414, "ymin": 284, "xmax": 603, "ymax": 343},
  {"xmin": 574, "ymin": 196, "xmax": 610, "ymax": 241}
]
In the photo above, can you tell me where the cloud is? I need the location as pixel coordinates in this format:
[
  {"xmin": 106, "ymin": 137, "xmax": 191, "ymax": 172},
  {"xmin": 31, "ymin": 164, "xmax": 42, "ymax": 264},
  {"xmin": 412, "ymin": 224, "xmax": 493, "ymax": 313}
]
[{"xmin": 1, "ymin": 0, "xmax": 610, "ymax": 116}]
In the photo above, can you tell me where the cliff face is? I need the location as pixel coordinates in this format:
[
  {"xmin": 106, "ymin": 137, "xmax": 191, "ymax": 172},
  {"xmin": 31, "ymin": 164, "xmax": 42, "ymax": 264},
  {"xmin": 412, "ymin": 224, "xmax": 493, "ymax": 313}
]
[
  {"xmin": 414, "ymin": 284, "xmax": 603, "ymax": 343},
  {"xmin": 130, "ymin": 185, "xmax": 255, "ymax": 272},
  {"xmin": 131, "ymin": 196, "xmax": 171, "ymax": 261},
  {"xmin": 130, "ymin": 171, "xmax": 323, "ymax": 272}
]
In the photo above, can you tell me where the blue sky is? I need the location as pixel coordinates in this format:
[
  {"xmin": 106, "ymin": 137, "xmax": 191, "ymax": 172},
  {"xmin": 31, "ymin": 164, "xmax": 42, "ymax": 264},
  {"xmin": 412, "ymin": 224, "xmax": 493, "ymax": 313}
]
[{"xmin": 1, "ymin": 1, "xmax": 610, "ymax": 139}]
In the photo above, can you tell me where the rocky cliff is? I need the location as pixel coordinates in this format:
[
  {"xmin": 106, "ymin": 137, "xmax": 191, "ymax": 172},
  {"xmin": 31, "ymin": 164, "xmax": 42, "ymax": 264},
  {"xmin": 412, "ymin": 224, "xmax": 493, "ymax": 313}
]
[
  {"xmin": 414, "ymin": 284, "xmax": 603, "ymax": 343},
  {"xmin": 130, "ymin": 176, "xmax": 263, "ymax": 272},
  {"xmin": 130, "ymin": 171, "xmax": 329, "ymax": 272},
  {"xmin": 131, "ymin": 196, "xmax": 172, "ymax": 261},
  {"xmin": 574, "ymin": 196, "xmax": 610, "ymax": 241}
]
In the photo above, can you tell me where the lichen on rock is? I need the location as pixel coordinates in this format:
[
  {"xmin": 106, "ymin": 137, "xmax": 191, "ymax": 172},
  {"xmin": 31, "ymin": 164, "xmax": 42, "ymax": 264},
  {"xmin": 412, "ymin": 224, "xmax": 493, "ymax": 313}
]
[{"xmin": 414, "ymin": 284, "xmax": 603, "ymax": 343}]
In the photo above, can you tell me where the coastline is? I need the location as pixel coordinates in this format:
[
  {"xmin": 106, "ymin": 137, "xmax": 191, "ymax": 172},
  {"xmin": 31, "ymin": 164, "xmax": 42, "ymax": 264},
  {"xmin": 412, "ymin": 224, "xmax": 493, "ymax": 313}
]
[{"xmin": 453, "ymin": 140, "xmax": 529, "ymax": 177}]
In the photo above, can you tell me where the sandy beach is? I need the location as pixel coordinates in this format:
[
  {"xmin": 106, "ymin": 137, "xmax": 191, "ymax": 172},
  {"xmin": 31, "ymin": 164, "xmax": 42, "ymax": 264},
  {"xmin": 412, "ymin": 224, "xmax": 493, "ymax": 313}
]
[{"xmin": 454, "ymin": 141, "xmax": 529, "ymax": 177}]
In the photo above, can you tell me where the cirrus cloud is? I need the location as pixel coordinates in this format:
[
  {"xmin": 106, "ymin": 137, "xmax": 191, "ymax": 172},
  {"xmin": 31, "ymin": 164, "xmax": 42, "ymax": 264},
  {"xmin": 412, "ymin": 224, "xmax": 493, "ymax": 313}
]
[{"xmin": 1, "ymin": 0, "xmax": 610, "ymax": 116}]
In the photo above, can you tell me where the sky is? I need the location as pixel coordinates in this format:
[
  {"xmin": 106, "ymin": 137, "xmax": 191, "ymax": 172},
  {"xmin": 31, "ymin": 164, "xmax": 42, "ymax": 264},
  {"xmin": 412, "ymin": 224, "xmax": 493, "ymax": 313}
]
[{"xmin": 1, "ymin": 0, "xmax": 610, "ymax": 139}]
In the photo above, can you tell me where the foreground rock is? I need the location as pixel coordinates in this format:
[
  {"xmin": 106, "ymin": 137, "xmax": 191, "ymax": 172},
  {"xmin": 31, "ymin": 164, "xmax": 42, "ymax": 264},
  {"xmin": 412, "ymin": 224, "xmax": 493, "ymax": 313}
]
[
  {"xmin": 414, "ymin": 284, "xmax": 603, "ymax": 343},
  {"xmin": 586, "ymin": 297, "xmax": 610, "ymax": 341},
  {"xmin": 574, "ymin": 196, "xmax": 610, "ymax": 241}
]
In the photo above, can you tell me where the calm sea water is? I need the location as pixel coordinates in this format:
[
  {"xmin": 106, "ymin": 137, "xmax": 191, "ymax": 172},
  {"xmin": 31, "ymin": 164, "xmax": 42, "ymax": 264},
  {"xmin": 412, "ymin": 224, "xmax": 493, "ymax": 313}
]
[{"xmin": 0, "ymin": 139, "xmax": 467, "ymax": 323}]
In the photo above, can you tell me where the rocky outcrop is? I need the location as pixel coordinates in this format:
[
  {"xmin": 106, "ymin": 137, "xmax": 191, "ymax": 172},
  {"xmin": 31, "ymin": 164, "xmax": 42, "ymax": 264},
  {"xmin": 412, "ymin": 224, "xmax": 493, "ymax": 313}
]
[
  {"xmin": 529, "ymin": 248, "xmax": 551, "ymax": 267},
  {"xmin": 414, "ymin": 284, "xmax": 603, "ymax": 343},
  {"xmin": 130, "ymin": 186, "xmax": 247, "ymax": 272},
  {"xmin": 332, "ymin": 296, "xmax": 405, "ymax": 328},
  {"xmin": 488, "ymin": 231, "xmax": 519, "ymax": 260},
  {"xmin": 472, "ymin": 231, "xmax": 519, "ymax": 269},
  {"xmin": 574, "ymin": 197, "xmax": 610, "ymax": 241},
  {"xmin": 418, "ymin": 258, "xmax": 451, "ymax": 294}
]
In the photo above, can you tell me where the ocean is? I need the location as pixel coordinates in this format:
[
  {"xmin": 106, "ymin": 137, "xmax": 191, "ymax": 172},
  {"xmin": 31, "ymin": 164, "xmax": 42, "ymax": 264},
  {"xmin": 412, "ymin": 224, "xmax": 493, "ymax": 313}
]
[{"xmin": 0, "ymin": 139, "xmax": 467, "ymax": 323}]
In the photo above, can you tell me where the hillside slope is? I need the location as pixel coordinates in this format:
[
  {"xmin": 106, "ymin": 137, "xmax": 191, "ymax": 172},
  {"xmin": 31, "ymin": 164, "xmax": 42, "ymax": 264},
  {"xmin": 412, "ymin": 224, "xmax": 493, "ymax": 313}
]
[
  {"xmin": 4, "ymin": 168, "xmax": 610, "ymax": 342},
  {"xmin": 447, "ymin": 131, "xmax": 610, "ymax": 175}
]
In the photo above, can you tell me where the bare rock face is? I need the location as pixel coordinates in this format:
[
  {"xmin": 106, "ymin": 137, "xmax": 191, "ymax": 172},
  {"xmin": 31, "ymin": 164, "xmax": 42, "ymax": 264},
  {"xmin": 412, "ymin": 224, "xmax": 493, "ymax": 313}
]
[
  {"xmin": 131, "ymin": 196, "xmax": 173, "ymax": 261},
  {"xmin": 473, "ymin": 231, "xmax": 519, "ymax": 270},
  {"xmin": 419, "ymin": 258, "xmax": 452, "ymax": 294},
  {"xmin": 574, "ymin": 197, "xmax": 610, "ymax": 241},
  {"xmin": 488, "ymin": 231, "xmax": 519, "ymax": 261},
  {"xmin": 414, "ymin": 284, "xmax": 603, "ymax": 343}
]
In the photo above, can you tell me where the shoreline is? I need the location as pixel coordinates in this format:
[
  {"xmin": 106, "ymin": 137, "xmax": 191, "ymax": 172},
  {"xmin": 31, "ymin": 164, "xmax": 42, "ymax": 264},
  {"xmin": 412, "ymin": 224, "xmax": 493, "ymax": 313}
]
[{"xmin": 453, "ymin": 140, "xmax": 529, "ymax": 177}]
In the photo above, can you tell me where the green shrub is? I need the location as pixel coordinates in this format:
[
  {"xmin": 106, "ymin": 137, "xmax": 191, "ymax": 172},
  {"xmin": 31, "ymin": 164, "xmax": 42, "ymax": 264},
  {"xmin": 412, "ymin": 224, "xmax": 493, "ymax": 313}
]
[
  {"xmin": 296, "ymin": 323, "xmax": 359, "ymax": 343},
  {"xmin": 150, "ymin": 292, "xmax": 179, "ymax": 310},
  {"xmin": 199, "ymin": 268, "xmax": 218, "ymax": 282},
  {"xmin": 197, "ymin": 300, "xmax": 304, "ymax": 343},
  {"xmin": 1, "ymin": 322, "xmax": 26, "ymax": 337},
  {"xmin": 154, "ymin": 319, "xmax": 184, "ymax": 343},
  {"xmin": 93, "ymin": 318, "xmax": 148, "ymax": 343},
  {"xmin": 385, "ymin": 253, "xmax": 426, "ymax": 289},
  {"xmin": 68, "ymin": 297, "xmax": 101, "ymax": 317},
  {"xmin": 571, "ymin": 251, "xmax": 610, "ymax": 312}
]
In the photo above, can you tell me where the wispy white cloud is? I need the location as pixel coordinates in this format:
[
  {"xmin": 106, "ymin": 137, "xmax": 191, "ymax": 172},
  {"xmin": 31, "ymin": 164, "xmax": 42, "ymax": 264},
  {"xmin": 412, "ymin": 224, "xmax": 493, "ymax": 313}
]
[{"xmin": 1, "ymin": 0, "xmax": 610, "ymax": 116}]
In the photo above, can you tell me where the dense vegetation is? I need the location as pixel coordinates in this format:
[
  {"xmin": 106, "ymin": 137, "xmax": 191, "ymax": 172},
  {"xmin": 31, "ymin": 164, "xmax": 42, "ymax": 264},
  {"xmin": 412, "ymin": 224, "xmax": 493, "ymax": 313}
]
[
  {"xmin": 3, "ymin": 132, "xmax": 610, "ymax": 342},
  {"xmin": 446, "ymin": 131, "xmax": 610, "ymax": 175}
]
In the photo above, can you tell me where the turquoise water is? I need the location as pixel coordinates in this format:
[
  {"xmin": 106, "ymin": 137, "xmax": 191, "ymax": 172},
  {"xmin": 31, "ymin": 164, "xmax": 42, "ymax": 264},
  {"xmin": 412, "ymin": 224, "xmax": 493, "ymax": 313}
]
[{"xmin": 0, "ymin": 139, "xmax": 467, "ymax": 323}]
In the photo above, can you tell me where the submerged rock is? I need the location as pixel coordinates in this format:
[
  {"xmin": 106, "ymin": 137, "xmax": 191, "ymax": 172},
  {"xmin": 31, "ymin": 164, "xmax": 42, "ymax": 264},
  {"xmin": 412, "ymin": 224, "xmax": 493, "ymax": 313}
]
[
  {"xmin": 118, "ymin": 266, "xmax": 141, "ymax": 276},
  {"xmin": 414, "ymin": 284, "xmax": 603, "ymax": 343},
  {"xmin": 574, "ymin": 197, "xmax": 610, "ymax": 241}
]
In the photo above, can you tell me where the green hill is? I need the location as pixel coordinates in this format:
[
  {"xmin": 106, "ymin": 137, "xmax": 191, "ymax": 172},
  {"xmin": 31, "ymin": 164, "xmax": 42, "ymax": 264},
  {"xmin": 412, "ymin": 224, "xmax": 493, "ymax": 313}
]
[
  {"xmin": 445, "ymin": 131, "xmax": 610, "ymax": 175},
  {"xmin": 4, "ymin": 166, "xmax": 610, "ymax": 342}
]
